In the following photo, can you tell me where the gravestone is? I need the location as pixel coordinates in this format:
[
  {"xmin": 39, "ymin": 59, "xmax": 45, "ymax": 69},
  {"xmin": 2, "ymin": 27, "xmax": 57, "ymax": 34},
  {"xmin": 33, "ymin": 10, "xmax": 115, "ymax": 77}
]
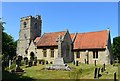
[
  {"xmin": 73, "ymin": 60, "xmax": 75, "ymax": 65},
  {"xmin": 18, "ymin": 56, "xmax": 22, "ymax": 66},
  {"xmin": 98, "ymin": 67, "xmax": 100, "ymax": 78},
  {"xmin": 101, "ymin": 67, "xmax": 104, "ymax": 72},
  {"xmin": 24, "ymin": 57, "xmax": 28, "ymax": 65},
  {"xmin": 50, "ymin": 61, "xmax": 53, "ymax": 64},
  {"xmin": 76, "ymin": 60, "xmax": 79, "ymax": 66},
  {"xmin": 41, "ymin": 61, "xmax": 45, "ymax": 65},
  {"xmin": 94, "ymin": 68, "xmax": 98, "ymax": 79},
  {"xmin": 85, "ymin": 59, "xmax": 86, "ymax": 64},
  {"xmin": 28, "ymin": 58, "xmax": 33, "ymax": 67},
  {"xmin": 34, "ymin": 57, "xmax": 37, "ymax": 66},
  {"xmin": 46, "ymin": 61, "xmax": 48, "ymax": 64},
  {"xmin": 11, "ymin": 59, "xmax": 24, "ymax": 73},
  {"xmin": 114, "ymin": 72, "xmax": 116, "ymax": 81},
  {"xmin": 9, "ymin": 60, "xmax": 12, "ymax": 69},
  {"xmin": 103, "ymin": 63, "xmax": 105, "ymax": 71}
]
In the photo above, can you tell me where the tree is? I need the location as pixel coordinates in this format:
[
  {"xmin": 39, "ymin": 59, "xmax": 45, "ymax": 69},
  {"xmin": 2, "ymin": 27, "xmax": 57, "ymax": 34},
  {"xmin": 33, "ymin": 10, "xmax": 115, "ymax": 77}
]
[
  {"xmin": 0, "ymin": 18, "xmax": 17, "ymax": 62},
  {"xmin": 112, "ymin": 36, "xmax": 120, "ymax": 62}
]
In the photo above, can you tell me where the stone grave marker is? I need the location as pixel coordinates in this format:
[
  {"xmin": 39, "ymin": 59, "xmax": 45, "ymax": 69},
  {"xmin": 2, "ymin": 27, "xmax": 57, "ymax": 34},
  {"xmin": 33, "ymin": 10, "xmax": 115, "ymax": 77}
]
[
  {"xmin": 11, "ymin": 59, "xmax": 24, "ymax": 73},
  {"xmin": 101, "ymin": 67, "xmax": 104, "ymax": 72},
  {"xmin": 46, "ymin": 61, "xmax": 48, "ymax": 64},
  {"xmin": 114, "ymin": 72, "xmax": 116, "ymax": 81},
  {"xmin": 94, "ymin": 68, "xmax": 98, "ymax": 79},
  {"xmin": 73, "ymin": 60, "xmax": 75, "ymax": 65},
  {"xmin": 34, "ymin": 57, "xmax": 37, "ymax": 66},
  {"xmin": 98, "ymin": 67, "xmax": 100, "ymax": 78},
  {"xmin": 84, "ymin": 59, "xmax": 86, "ymax": 64},
  {"xmin": 9, "ymin": 59, "xmax": 12, "ymax": 69},
  {"xmin": 103, "ymin": 63, "xmax": 105, "ymax": 71},
  {"xmin": 18, "ymin": 56, "xmax": 22, "ymax": 66},
  {"xmin": 76, "ymin": 60, "xmax": 78, "ymax": 66},
  {"xmin": 24, "ymin": 57, "xmax": 28, "ymax": 65},
  {"xmin": 28, "ymin": 58, "xmax": 33, "ymax": 67}
]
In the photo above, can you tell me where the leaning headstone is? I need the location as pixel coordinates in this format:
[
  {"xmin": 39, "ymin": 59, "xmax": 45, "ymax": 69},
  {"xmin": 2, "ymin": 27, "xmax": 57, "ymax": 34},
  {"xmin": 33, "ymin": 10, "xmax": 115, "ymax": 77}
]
[
  {"xmin": 103, "ymin": 63, "xmax": 105, "ymax": 71},
  {"xmin": 98, "ymin": 67, "xmax": 100, "ymax": 78},
  {"xmin": 76, "ymin": 60, "xmax": 79, "ymax": 66},
  {"xmin": 94, "ymin": 68, "xmax": 98, "ymax": 79},
  {"xmin": 34, "ymin": 57, "xmax": 37, "ymax": 66},
  {"xmin": 114, "ymin": 72, "xmax": 116, "ymax": 81}
]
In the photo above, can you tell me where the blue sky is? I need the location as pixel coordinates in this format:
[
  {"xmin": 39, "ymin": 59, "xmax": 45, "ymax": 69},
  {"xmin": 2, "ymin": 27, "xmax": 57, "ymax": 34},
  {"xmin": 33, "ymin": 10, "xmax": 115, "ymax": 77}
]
[{"xmin": 2, "ymin": 2, "xmax": 118, "ymax": 42}]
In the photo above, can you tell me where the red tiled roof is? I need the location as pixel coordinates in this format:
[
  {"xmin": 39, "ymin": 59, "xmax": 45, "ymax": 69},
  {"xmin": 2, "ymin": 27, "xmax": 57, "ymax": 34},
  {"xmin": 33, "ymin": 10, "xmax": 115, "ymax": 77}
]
[
  {"xmin": 73, "ymin": 30, "xmax": 107, "ymax": 49},
  {"xmin": 37, "ymin": 31, "xmax": 66, "ymax": 46},
  {"xmin": 34, "ymin": 37, "xmax": 40, "ymax": 43}
]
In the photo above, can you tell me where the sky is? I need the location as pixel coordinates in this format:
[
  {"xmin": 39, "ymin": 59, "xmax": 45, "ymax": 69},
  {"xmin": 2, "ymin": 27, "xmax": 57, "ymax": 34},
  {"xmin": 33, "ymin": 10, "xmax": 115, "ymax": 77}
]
[{"xmin": 2, "ymin": 2, "xmax": 118, "ymax": 42}]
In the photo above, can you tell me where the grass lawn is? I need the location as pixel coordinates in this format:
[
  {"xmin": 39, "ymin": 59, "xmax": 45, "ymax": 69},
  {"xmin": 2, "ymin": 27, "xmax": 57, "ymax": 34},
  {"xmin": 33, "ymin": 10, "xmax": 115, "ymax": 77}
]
[{"xmin": 3, "ymin": 62, "xmax": 119, "ymax": 80}]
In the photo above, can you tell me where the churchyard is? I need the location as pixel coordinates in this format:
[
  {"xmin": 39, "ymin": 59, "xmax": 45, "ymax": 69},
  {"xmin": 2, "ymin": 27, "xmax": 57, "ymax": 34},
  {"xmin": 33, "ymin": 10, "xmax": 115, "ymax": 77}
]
[{"xmin": 3, "ymin": 59, "xmax": 119, "ymax": 80}]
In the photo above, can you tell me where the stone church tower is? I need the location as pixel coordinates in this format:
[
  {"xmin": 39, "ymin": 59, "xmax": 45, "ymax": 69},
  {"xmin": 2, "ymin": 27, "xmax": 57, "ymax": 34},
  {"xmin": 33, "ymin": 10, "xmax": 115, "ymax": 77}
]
[{"xmin": 16, "ymin": 15, "xmax": 42, "ymax": 57}]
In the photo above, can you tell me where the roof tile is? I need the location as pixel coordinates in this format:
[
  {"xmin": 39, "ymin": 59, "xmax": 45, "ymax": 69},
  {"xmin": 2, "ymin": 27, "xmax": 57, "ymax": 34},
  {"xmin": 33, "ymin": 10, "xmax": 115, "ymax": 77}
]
[{"xmin": 73, "ymin": 30, "xmax": 107, "ymax": 49}]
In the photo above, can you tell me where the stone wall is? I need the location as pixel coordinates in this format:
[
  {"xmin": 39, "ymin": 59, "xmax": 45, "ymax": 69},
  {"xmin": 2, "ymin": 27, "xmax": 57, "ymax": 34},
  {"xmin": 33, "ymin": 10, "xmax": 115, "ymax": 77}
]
[
  {"xmin": 74, "ymin": 49, "xmax": 111, "ymax": 65},
  {"xmin": 36, "ymin": 48, "xmax": 58, "ymax": 64}
]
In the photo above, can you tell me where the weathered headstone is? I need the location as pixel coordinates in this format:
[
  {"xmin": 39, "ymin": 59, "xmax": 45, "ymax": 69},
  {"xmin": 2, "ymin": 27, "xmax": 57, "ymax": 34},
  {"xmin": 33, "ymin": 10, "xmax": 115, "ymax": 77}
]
[
  {"xmin": 85, "ymin": 59, "xmax": 86, "ymax": 64},
  {"xmin": 114, "ymin": 72, "xmax": 116, "ymax": 81},
  {"xmin": 28, "ymin": 58, "xmax": 33, "ymax": 67},
  {"xmin": 9, "ymin": 60, "xmax": 12, "ymax": 69},
  {"xmin": 50, "ymin": 61, "xmax": 53, "ymax": 64},
  {"xmin": 46, "ymin": 61, "xmax": 48, "ymax": 64},
  {"xmin": 34, "ymin": 57, "xmax": 37, "ymax": 66},
  {"xmin": 101, "ymin": 67, "xmax": 103, "ymax": 72},
  {"xmin": 41, "ymin": 61, "xmax": 45, "ymax": 65},
  {"xmin": 73, "ymin": 60, "xmax": 75, "ymax": 65},
  {"xmin": 76, "ymin": 60, "xmax": 78, "ymax": 66},
  {"xmin": 16, "ymin": 59, "xmax": 20, "ymax": 66},
  {"xmin": 94, "ymin": 68, "xmax": 98, "ymax": 79},
  {"xmin": 18, "ymin": 56, "xmax": 22, "ymax": 66},
  {"xmin": 24, "ymin": 57, "xmax": 28, "ymax": 65},
  {"xmin": 103, "ymin": 63, "xmax": 105, "ymax": 71},
  {"xmin": 98, "ymin": 67, "xmax": 100, "ymax": 78}
]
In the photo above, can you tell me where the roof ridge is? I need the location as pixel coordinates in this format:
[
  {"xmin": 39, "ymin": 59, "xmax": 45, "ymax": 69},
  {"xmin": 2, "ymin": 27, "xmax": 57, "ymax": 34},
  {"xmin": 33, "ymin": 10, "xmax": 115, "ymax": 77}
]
[
  {"xmin": 77, "ymin": 30, "xmax": 107, "ymax": 34},
  {"xmin": 44, "ymin": 31, "xmax": 66, "ymax": 34}
]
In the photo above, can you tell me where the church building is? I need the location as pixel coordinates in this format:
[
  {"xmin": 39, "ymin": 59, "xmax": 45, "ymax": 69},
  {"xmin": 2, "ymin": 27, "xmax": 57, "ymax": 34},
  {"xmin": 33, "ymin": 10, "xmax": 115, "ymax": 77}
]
[{"xmin": 17, "ymin": 15, "xmax": 113, "ymax": 65}]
